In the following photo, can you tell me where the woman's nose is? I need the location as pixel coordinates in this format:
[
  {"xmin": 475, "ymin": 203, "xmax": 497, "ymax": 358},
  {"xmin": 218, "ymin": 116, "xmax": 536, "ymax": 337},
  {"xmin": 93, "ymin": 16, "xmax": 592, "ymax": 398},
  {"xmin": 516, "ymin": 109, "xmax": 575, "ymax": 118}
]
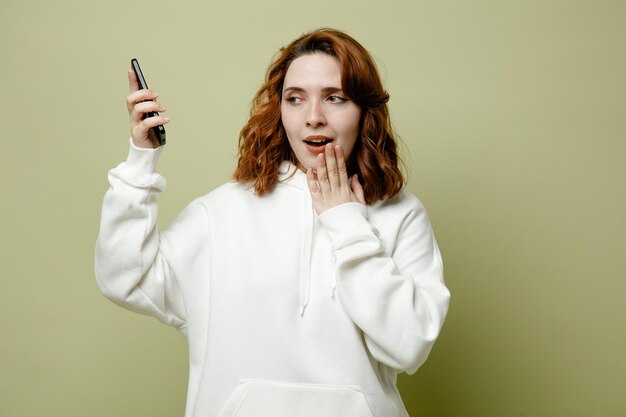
[{"xmin": 306, "ymin": 101, "xmax": 326, "ymax": 127}]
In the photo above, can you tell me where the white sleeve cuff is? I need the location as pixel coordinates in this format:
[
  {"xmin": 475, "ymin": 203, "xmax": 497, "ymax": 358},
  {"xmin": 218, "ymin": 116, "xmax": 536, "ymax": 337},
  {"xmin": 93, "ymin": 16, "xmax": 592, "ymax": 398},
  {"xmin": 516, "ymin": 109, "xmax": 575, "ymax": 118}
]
[
  {"xmin": 125, "ymin": 137, "xmax": 164, "ymax": 177},
  {"xmin": 318, "ymin": 203, "xmax": 374, "ymax": 249},
  {"xmin": 107, "ymin": 138, "xmax": 166, "ymax": 190}
]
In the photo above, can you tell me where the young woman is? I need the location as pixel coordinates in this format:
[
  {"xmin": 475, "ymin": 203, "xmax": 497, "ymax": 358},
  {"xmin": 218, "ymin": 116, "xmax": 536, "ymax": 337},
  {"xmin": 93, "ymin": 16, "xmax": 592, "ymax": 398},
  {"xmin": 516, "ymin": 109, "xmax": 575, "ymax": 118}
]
[{"xmin": 96, "ymin": 28, "xmax": 450, "ymax": 417}]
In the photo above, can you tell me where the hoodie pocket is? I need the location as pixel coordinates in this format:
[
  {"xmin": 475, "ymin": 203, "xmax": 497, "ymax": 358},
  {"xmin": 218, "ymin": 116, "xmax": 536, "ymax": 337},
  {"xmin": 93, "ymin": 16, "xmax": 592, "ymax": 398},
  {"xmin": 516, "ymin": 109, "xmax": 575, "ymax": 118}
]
[{"xmin": 217, "ymin": 379, "xmax": 375, "ymax": 417}]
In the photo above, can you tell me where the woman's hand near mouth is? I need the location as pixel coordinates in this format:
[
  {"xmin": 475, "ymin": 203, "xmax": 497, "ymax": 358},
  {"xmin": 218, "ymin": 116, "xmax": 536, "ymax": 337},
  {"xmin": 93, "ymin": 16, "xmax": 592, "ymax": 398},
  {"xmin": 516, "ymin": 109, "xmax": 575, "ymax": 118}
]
[{"xmin": 306, "ymin": 143, "xmax": 365, "ymax": 214}]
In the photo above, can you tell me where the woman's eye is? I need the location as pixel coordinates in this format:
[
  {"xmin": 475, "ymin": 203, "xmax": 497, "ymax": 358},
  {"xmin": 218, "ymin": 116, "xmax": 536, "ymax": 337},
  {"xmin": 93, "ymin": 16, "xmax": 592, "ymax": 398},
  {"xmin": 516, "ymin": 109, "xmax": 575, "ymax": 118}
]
[
  {"xmin": 328, "ymin": 95, "xmax": 346, "ymax": 104},
  {"xmin": 285, "ymin": 96, "xmax": 303, "ymax": 104}
]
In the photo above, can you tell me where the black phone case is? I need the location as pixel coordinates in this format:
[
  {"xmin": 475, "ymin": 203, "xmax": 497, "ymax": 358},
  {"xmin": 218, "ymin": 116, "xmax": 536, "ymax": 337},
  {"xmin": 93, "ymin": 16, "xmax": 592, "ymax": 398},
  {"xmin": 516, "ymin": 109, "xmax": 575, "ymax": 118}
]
[{"xmin": 131, "ymin": 58, "xmax": 166, "ymax": 145}]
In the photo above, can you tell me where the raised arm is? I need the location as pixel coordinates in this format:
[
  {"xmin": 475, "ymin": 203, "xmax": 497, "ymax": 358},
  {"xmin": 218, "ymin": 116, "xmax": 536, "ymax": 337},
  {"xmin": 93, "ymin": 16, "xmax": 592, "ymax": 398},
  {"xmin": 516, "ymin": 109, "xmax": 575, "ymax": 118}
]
[{"xmin": 94, "ymin": 69, "xmax": 192, "ymax": 332}]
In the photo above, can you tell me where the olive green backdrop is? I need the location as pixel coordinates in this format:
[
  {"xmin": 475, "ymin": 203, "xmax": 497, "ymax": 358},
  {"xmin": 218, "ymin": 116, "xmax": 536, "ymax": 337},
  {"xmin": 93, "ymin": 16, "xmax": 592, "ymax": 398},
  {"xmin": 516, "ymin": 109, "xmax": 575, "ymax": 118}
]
[{"xmin": 1, "ymin": 0, "xmax": 624, "ymax": 416}]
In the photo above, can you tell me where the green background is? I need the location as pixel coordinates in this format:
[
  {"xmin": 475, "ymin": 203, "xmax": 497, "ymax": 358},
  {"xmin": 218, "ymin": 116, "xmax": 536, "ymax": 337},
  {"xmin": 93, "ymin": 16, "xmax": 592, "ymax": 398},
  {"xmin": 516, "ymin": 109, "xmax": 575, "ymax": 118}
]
[{"xmin": 1, "ymin": 0, "xmax": 624, "ymax": 416}]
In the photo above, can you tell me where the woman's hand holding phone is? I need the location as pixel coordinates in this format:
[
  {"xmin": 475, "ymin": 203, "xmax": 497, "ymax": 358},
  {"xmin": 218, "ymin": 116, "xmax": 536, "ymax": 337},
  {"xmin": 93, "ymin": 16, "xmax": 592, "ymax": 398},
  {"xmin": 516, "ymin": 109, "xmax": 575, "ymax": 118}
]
[{"xmin": 126, "ymin": 67, "xmax": 170, "ymax": 149}]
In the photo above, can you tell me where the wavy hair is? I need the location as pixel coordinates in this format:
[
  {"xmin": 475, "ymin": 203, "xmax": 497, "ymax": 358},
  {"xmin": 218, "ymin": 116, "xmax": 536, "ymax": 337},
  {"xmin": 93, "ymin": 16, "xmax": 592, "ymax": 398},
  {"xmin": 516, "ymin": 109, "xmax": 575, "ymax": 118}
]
[{"xmin": 234, "ymin": 28, "xmax": 404, "ymax": 204}]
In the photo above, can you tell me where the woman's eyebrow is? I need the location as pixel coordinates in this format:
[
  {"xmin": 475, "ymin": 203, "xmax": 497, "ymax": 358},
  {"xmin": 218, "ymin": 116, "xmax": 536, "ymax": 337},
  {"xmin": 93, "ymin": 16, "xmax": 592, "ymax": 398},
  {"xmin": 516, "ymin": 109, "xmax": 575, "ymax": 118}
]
[
  {"xmin": 321, "ymin": 87, "xmax": 343, "ymax": 94},
  {"xmin": 282, "ymin": 86, "xmax": 343, "ymax": 94},
  {"xmin": 283, "ymin": 86, "xmax": 305, "ymax": 94}
]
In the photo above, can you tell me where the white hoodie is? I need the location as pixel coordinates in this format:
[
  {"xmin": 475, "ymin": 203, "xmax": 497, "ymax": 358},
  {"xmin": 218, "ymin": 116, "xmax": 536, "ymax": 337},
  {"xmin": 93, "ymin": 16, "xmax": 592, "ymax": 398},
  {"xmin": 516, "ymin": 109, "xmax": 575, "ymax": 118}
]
[{"xmin": 95, "ymin": 142, "xmax": 450, "ymax": 417}]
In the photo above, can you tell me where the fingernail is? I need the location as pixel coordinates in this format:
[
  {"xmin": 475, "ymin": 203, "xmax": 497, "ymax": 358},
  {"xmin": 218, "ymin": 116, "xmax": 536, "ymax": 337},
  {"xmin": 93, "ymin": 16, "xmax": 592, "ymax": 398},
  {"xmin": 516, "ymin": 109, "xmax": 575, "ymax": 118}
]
[{"xmin": 164, "ymin": 117, "xmax": 170, "ymax": 122}]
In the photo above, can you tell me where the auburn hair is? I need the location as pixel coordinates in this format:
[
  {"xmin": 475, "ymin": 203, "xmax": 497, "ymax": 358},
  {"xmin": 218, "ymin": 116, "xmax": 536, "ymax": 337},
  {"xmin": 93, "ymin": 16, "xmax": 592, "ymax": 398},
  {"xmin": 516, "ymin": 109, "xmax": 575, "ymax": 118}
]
[{"xmin": 234, "ymin": 28, "xmax": 404, "ymax": 204}]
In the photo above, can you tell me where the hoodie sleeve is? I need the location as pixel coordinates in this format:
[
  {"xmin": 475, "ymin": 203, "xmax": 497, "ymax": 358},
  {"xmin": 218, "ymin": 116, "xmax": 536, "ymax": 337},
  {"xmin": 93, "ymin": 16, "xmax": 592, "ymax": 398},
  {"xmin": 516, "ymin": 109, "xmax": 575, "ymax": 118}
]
[
  {"xmin": 318, "ymin": 197, "xmax": 450, "ymax": 375},
  {"xmin": 94, "ymin": 141, "xmax": 207, "ymax": 334}
]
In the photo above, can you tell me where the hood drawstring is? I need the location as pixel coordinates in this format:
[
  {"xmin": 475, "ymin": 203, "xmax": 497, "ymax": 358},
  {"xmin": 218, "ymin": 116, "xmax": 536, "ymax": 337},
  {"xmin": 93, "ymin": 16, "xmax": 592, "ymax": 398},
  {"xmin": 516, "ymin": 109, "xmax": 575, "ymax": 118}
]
[
  {"xmin": 330, "ymin": 253, "xmax": 337, "ymax": 299},
  {"xmin": 278, "ymin": 161, "xmax": 333, "ymax": 316},
  {"xmin": 299, "ymin": 189, "xmax": 314, "ymax": 316}
]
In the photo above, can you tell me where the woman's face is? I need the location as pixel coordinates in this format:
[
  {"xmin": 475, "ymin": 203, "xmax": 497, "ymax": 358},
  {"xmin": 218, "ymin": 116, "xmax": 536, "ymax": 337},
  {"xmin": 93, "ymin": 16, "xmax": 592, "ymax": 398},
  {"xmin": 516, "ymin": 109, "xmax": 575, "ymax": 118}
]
[{"xmin": 280, "ymin": 53, "xmax": 361, "ymax": 171}]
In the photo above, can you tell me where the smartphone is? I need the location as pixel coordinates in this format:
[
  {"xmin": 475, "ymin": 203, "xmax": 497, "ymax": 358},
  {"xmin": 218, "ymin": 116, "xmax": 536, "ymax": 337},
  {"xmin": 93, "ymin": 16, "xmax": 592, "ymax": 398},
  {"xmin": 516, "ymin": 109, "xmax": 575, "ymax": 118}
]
[{"xmin": 131, "ymin": 58, "xmax": 166, "ymax": 145}]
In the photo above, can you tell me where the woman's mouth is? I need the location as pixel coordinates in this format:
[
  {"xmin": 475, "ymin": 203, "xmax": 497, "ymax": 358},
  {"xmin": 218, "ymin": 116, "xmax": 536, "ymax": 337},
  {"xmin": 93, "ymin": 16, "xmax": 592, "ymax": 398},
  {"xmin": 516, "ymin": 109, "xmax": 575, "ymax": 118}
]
[{"xmin": 304, "ymin": 136, "xmax": 333, "ymax": 148}]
